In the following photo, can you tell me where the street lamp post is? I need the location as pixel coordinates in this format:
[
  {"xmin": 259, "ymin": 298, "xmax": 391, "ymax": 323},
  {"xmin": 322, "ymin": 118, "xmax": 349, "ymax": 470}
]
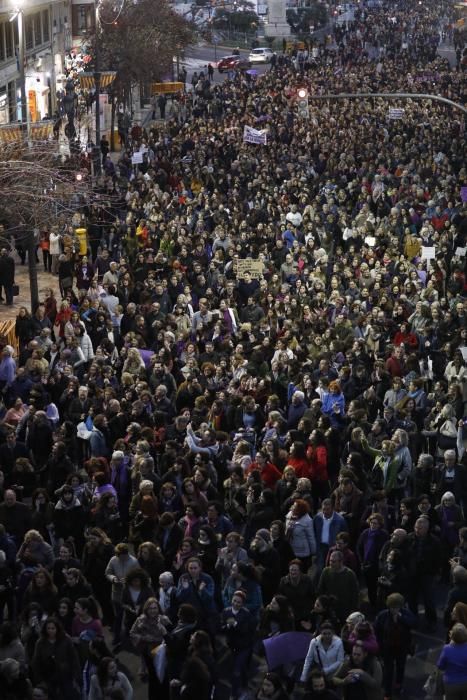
[
  {"xmin": 94, "ymin": 0, "xmax": 101, "ymax": 175},
  {"xmin": 16, "ymin": 7, "xmax": 27, "ymax": 132}
]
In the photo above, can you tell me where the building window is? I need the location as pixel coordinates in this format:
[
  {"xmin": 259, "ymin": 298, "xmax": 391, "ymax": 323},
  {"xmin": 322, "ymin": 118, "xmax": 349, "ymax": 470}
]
[
  {"xmin": 72, "ymin": 5, "xmax": 95, "ymax": 36},
  {"xmin": 8, "ymin": 80, "xmax": 16, "ymax": 122},
  {"xmin": 42, "ymin": 10, "xmax": 50, "ymax": 42},
  {"xmin": 25, "ymin": 15, "xmax": 34, "ymax": 51},
  {"xmin": 0, "ymin": 87, "xmax": 7, "ymax": 125},
  {"xmin": 34, "ymin": 12, "xmax": 42, "ymax": 46},
  {"xmin": 0, "ymin": 24, "xmax": 5, "ymax": 63},
  {"xmin": 5, "ymin": 21, "xmax": 13, "ymax": 58}
]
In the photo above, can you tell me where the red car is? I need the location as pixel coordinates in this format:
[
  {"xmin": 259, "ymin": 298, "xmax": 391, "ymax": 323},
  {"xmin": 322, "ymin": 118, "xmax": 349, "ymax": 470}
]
[{"xmin": 217, "ymin": 55, "xmax": 250, "ymax": 73}]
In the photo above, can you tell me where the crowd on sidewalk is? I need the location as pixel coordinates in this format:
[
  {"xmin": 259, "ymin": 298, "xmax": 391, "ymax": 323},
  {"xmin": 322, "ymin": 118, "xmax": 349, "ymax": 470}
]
[{"xmin": 0, "ymin": 0, "xmax": 466, "ymax": 699}]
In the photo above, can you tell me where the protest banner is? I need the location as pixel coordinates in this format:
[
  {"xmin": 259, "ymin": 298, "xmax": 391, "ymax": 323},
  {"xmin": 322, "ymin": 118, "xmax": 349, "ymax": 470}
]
[
  {"xmin": 263, "ymin": 632, "xmax": 313, "ymax": 669},
  {"xmin": 234, "ymin": 258, "xmax": 265, "ymax": 279},
  {"xmin": 243, "ymin": 125, "xmax": 268, "ymax": 145},
  {"xmin": 421, "ymin": 246, "xmax": 436, "ymax": 260},
  {"xmin": 388, "ymin": 108, "xmax": 405, "ymax": 119}
]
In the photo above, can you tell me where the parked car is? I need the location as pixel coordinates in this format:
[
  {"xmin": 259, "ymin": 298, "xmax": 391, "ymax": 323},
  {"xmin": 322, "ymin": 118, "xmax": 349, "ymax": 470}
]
[
  {"xmin": 217, "ymin": 55, "xmax": 251, "ymax": 73},
  {"xmin": 248, "ymin": 47, "xmax": 275, "ymax": 63}
]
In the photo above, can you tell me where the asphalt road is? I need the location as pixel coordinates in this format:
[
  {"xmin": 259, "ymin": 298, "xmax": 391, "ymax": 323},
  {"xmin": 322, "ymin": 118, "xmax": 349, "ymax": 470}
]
[
  {"xmin": 179, "ymin": 44, "xmax": 271, "ymax": 86},
  {"xmin": 178, "ymin": 35, "xmax": 456, "ymax": 88}
]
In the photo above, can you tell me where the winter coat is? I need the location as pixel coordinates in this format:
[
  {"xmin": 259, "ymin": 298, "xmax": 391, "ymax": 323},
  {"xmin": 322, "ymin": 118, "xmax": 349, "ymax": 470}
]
[
  {"xmin": 32, "ymin": 634, "xmax": 81, "ymax": 687},
  {"xmin": 313, "ymin": 511, "xmax": 348, "ymax": 547},
  {"xmin": 285, "ymin": 513, "xmax": 317, "ymax": 557},
  {"xmin": 374, "ymin": 607, "xmax": 417, "ymax": 655},
  {"xmin": 52, "ymin": 497, "xmax": 86, "ymax": 548},
  {"xmin": 88, "ymin": 671, "xmax": 133, "ymax": 700},
  {"xmin": 130, "ymin": 612, "xmax": 170, "ymax": 653},
  {"xmin": 278, "ymin": 573, "xmax": 315, "ymax": 621},
  {"xmin": 220, "ymin": 606, "xmax": 257, "ymax": 651},
  {"xmin": 105, "ymin": 554, "xmax": 138, "ymax": 602},
  {"xmin": 301, "ymin": 635, "xmax": 344, "ymax": 681},
  {"xmin": 89, "ymin": 427, "xmax": 110, "ymax": 459},
  {"xmin": 176, "ymin": 572, "xmax": 217, "ymax": 619}
]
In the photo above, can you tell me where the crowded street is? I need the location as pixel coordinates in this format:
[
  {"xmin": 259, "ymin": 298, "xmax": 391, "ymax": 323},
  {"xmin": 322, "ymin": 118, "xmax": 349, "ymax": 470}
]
[{"xmin": 0, "ymin": 0, "xmax": 466, "ymax": 698}]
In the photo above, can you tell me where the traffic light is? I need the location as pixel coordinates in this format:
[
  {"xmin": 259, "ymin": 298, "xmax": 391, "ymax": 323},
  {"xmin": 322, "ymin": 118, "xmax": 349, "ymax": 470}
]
[{"xmin": 297, "ymin": 87, "xmax": 309, "ymax": 119}]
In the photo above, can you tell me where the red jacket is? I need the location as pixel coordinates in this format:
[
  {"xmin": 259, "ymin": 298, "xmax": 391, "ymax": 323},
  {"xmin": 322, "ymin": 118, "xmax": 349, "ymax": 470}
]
[
  {"xmin": 306, "ymin": 445, "xmax": 329, "ymax": 482},
  {"xmin": 247, "ymin": 461, "xmax": 282, "ymax": 490},
  {"xmin": 287, "ymin": 456, "xmax": 311, "ymax": 480},
  {"xmin": 393, "ymin": 331, "xmax": 418, "ymax": 349},
  {"xmin": 385, "ymin": 355, "xmax": 405, "ymax": 377}
]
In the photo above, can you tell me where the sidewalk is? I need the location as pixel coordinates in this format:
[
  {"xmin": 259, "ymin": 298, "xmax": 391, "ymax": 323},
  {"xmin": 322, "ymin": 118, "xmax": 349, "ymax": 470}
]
[{"xmin": 0, "ymin": 262, "xmax": 60, "ymax": 322}]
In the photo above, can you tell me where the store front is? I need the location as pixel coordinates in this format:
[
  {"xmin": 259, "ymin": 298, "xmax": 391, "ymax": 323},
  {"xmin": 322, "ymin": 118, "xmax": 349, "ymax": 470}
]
[
  {"xmin": 25, "ymin": 73, "xmax": 51, "ymax": 121},
  {"xmin": 0, "ymin": 89, "xmax": 8, "ymax": 125}
]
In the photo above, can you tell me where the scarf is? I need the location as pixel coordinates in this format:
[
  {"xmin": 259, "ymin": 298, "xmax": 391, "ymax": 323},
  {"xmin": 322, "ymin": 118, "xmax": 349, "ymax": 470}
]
[{"xmin": 184, "ymin": 514, "xmax": 199, "ymax": 538}]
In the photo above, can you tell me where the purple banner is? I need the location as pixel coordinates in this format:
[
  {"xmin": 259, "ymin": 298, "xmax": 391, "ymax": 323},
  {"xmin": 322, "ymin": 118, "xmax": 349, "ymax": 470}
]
[{"xmin": 263, "ymin": 632, "xmax": 313, "ymax": 669}]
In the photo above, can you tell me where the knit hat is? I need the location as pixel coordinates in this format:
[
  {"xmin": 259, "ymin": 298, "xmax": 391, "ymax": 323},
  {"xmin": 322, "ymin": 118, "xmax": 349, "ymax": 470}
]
[
  {"xmin": 255, "ymin": 528, "xmax": 272, "ymax": 544},
  {"xmin": 112, "ymin": 450, "xmax": 125, "ymax": 461}
]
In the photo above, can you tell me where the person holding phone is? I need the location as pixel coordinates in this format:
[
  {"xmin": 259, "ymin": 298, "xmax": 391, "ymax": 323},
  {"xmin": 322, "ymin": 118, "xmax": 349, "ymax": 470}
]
[{"xmin": 332, "ymin": 640, "xmax": 383, "ymax": 699}]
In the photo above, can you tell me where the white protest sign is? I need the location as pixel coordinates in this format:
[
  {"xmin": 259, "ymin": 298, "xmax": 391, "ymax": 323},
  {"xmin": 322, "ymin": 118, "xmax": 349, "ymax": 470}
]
[
  {"xmin": 365, "ymin": 236, "xmax": 376, "ymax": 247},
  {"xmin": 421, "ymin": 246, "xmax": 436, "ymax": 260},
  {"xmin": 131, "ymin": 151, "xmax": 143, "ymax": 165},
  {"xmin": 388, "ymin": 108, "xmax": 405, "ymax": 119},
  {"xmin": 243, "ymin": 125, "xmax": 267, "ymax": 145},
  {"xmin": 455, "ymin": 247, "xmax": 466, "ymax": 257},
  {"xmin": 234, "ymin": 258, "xmax": 265, "ymax": 280}
]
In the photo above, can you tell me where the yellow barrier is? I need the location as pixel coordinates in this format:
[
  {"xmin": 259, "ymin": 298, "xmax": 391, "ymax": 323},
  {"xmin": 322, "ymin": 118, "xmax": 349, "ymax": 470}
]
[
  {"xmin": 0, "ymin": 319, "xmax": 18, "ymax": 356},
  {"xmin": 151, "ymin": 82, "xmax": 184, "ymax": 95}
]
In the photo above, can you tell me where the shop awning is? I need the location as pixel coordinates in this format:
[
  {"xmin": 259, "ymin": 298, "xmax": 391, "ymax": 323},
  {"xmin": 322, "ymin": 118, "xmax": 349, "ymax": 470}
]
[
  {"xmin": 78, "ymin": 71, "xmax": 117, "ymax": 90},
  {"xmin": 0, "ymin": 121, "xmax": 53, "ymax": 144}
]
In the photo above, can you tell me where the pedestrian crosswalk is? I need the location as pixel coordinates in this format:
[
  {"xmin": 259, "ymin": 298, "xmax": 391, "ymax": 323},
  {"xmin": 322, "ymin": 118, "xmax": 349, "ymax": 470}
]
[{"xmin": 179, "ymin": 56, "xmax": 218, "ymax": 71}]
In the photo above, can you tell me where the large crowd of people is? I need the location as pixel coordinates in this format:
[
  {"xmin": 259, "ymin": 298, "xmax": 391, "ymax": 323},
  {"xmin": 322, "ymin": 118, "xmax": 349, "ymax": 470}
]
[{"xmin": 0, "ymin": 0, "xmax": 466, "ymax": 698}]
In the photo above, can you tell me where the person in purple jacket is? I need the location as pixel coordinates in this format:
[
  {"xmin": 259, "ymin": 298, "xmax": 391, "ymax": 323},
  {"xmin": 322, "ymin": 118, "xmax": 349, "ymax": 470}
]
[{"xmin": 437, "ymin": 622, "xmax": 467, "ymax": 699}]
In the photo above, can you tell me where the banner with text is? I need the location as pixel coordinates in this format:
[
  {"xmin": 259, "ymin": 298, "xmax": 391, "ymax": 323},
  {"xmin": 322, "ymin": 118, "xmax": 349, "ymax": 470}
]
[{"xmin": 243, "ymin": 125, "xmax": 268, "ymax": 145}]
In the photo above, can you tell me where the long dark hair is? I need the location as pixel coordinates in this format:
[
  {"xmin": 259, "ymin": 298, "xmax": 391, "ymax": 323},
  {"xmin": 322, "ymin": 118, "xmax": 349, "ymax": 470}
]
[
  {"xmin": 189, "ymin": 629, "xmax": 213, "ymax": 657},
  {"xmin": 75, "ymin": 597, "xmax": 99, "ymax": 619},
  {"xmin": 97, "ymin": 657, "xmax": 116, "ymax": 688},
  {"xmin": 268, "ymin": 594, "xmax": 294, "ymax": 627},
  {"xmin": 40, "ymin": 617, "xmax": 65, "ymax": 640}
]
